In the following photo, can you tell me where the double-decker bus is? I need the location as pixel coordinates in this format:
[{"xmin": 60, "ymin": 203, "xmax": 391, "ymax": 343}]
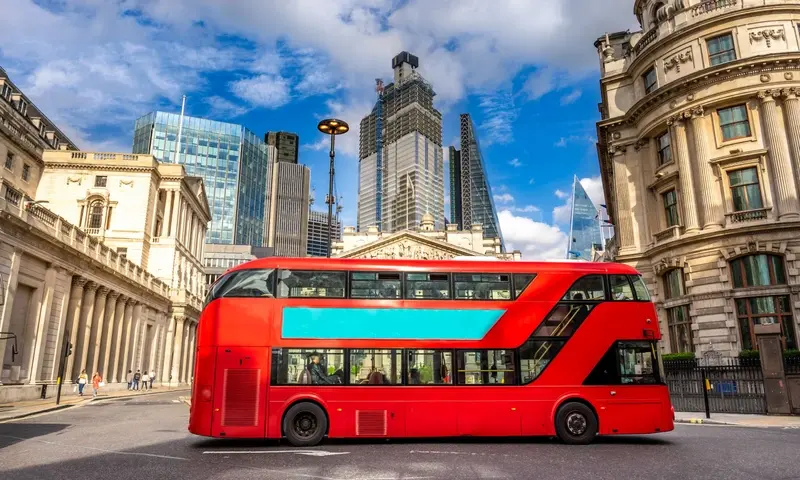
[{"xmin": 189, "ymin": 258, "xmax": 674, "ymax": 445}]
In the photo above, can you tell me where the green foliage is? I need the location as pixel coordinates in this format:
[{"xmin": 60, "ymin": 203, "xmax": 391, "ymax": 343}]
[
  {"xmin": 738, "ymin": 349, "xmax": 760, "ymax": 359},
  {"xmin": 662, "ymin": 352, "xmax": 696, "ymax": 361},
  {"xmin": 784, "ymin": 349, "xmax": 800, "ymax": 358}
]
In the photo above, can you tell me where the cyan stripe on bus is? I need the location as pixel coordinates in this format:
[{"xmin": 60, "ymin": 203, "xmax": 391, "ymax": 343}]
[{"xmin": 281, "ymin": 307, "xmax": 505, "ymax": 340}]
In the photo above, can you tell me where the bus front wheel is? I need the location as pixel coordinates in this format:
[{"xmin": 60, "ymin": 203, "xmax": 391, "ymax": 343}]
[
  {"xmin": 555, "ymin": 401, "xmax": 597, "ymax": 445},
  {"xmin": 283, "ymin": 402, "xmax": 328, "ymax": 447}
]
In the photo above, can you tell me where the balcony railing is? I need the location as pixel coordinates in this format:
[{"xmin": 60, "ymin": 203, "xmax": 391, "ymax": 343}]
[
  {"xmin": 4, "ymin": 183, "xmax": 22, "ymax": 206},
  {"xmin": 727, "ymin": 208, "xmax": 769, "ymax": 224},
  {"xmin": 85, "ymin": 227, "xmax": 103, "ymax": 236},
  {"xmin": 692, "ymin": 0, "xmax": 737, "ymax": 17},
  {"xmin": 633, "ymin": 28, "xmax": 658, "ymax": 56},
  {"xmin": 654, "ymin": 225, "xmax": 681, "ymax": 243}
]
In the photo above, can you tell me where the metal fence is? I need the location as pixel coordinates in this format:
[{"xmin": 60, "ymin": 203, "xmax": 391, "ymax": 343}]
[{"xmin": 664, "ymin": 359, "xmax": 767, "ymax": 414}]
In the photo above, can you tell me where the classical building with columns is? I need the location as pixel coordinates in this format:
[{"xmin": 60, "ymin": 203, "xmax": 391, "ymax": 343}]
[{"xmin": 596, "ymin": 0, "xmax": 800, "ymax": 357}]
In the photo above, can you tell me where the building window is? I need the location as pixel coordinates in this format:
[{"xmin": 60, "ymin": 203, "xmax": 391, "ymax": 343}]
[
  {"xmin": 21, "ymin": 164, "xmax": 30, "ymax": 182},
  {"xmin": 664, "ymin": 269, "xmax": 685, "ymax": 299},
  {"xmin": 736, "ymin": 296, "xmax": 796, "ymax": 350},
  {"xmin": 731, "ymin": 254, "xmax": 786, "ymax": 288},
  {"xmin": 656, "ymin": 131, "xmax": 672, "ymax": 165},
  {"xmin": 707, "ymin": 33, "xmax": 737, "ymax": 66},
  {"xmin": 663, "ymin": 190, "xmax": 680, "ymax": 227},
  {"xmin": 718, "ymin": 105, "xmax": 751, "ymax": 141},
  {"xmin": 4, "ymin": 153, "xmax": 13, "ymax": 171},
  {"xmin": 643, "ymin": 67, "xmax": 657, "ymax": 94},
  {"xmin": 667, "ymin": 305, "xmax": 693, "ymax": 353},
  {"xmin": 728, "ymin": 167, "xmax": 763, "ymax": 212},
  {"xmin": 94, "ymin": 176, "xmax": 107, "ymax": 187},
  {"xmin": 88, "ymin": 201, "xmax": 104, "ymax": 229}
]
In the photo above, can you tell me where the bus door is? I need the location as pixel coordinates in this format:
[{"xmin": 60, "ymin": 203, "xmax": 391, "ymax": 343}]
[{"xmin": 211, "ymin": 346, "xmax": 269, "ymax": 438}]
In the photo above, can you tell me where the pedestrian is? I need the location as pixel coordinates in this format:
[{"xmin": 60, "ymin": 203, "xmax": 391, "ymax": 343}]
[
  {"xmin": 126, "ymin": 370, "xmax": 133, "ymax": 390},
  {"xmin": 141, "ymin": 371, "xmax": 150, "ymax": 391},
  {"xmin": 149, "ymin": 370, "xmax": 155, "ymax": 389},
  {"xmin": 92, "ymin": 372, "xmax": 103, "ymax": 398},
  {"xmin": 77, "ymin": 369, "xmax": 88, "ymax": 396},
  {"xmin": 133, "ymin": 369, "xmax": 141, "ymax": 390}
]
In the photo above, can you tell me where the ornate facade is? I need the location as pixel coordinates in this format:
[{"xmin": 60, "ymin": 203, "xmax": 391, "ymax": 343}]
[
  {"xmin": 596, "ymin": 0, "xmax": 800, "ymax": 357},
  {"xmin": 333, "ymin": 213, "xmax": 521, "ymax": 260}
]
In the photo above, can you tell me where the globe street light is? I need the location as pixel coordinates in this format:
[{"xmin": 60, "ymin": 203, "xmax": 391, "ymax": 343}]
[{"xmin": 317, "ymin": 118, "xmax": 349, "ymax": 257}]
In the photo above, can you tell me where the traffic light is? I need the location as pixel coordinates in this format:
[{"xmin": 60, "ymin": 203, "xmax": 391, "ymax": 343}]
[{"xmin": 66, "ymin": 342, "xmax": 73, "ymax": 357}]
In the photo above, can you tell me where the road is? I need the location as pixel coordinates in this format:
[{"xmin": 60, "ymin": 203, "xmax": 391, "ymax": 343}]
[{"xmin": 1, "ymin": 391, "xmax": 799, "ymax": 480}]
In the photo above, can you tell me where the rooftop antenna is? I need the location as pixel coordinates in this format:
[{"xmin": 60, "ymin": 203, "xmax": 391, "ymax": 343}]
[{"xmin": 174, "ymin": 95, "xmax": 186, "ymax": 163}]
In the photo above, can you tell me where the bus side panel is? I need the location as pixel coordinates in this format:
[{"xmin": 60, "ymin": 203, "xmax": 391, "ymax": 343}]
[
  {"xmin": 188, "ymin": 345, "xmax": 217, "ymax": 437},
  {"xmin": 211, "ymin": 346, "xmax": 269, "ymax": 439}
]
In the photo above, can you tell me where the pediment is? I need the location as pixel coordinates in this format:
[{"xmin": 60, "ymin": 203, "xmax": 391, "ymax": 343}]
[{"xmin": 337, "ymin": 230, "xmax": 479, "ymax": 260}]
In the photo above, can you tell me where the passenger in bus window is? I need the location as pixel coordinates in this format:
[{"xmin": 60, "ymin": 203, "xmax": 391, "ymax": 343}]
[{"xmin": 308, "ymin": 353, "xmax": 340, "ymax": 385}]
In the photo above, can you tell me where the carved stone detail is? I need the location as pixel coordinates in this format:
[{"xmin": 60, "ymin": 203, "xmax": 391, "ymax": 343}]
[
  {"xmin": 664, "ymin": 49, "xmax": 693, "ymax": 74},
  {"xmin": 749, "ymin": 29, "xmax": 785, "ymax": 48},
  {"xmin": 760, "ymin": 73, "xmax": 771, "ymax": 83},
  {"xmin": 608, "ymin": 144, "xmax": 628, "ymax": 156},
  {"xmin": 785, "ymin": 72, "xmax": 794, "ymax": 81},
  {"xmin": 66, "ymin": 176, "xmax": 82, "ymax": 185},
  {"xmin": 119, "ymin": 179, "xmax": 134, "ymax": 188},
  {"xmin": 359, "ymin": 240, "xmax": 459, "ymax": 260}
]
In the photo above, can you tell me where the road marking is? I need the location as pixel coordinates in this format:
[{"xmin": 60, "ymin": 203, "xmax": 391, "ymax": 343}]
[
  {"xmin": 172, "ymin": 400, "xmax": 180, "ymax": 403},
  {"xmin": 203, "ymin": 449, "xmax": 350, "ymax": 457},
  {"xmin": 0, "ymin": 434, "xmax": 189, "ymax": 461}
]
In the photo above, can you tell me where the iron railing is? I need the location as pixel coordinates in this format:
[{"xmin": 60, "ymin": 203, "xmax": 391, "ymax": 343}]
[{"xmin": 664, "ymin": 358, "xmax": 767, "ymax": 414}]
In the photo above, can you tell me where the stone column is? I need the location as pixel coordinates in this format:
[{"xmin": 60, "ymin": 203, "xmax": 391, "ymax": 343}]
[
  {"xmin": 181, "ymin": 321, "xmax": 192, "ymax": 383},
  {"xmin": 88, "ymin": 287, "xmax": 109, "ymax": 375},
  {"xmin": 129, "ymin": 303, "xmax": 144, "ymax": 371},
  {"xmin": 688, "ymin": 108, "xmax": 724, "ymax": 230},
  {"xmin": 170, "ymin": 316, "xmax": 186, "ymax": 385},
  {"xmin": 188, "ymin": 323, "xmax": 197, "ymax": 383},
  {"xmin": 668, "ymin": 114, "xmax": 700, "ymax": 233},
  {"xmin": 74, "ymin": 282, "xmax": 98, "ymax": 379},
  {"xmin": 161, "ymin": 315, "xmax": 176, "ymax": 384},
  {"xmin": 64, "ymin": 277, "xmax": 87, "ymax": 380},
  {"xmin": 760, "ymin": 90, "xmax": 800, "ymax": 220},
  {"xmin": 755, "ymin": 323, "xmax": 792, "ymax": 414},
  {"xmin": 161, "ymin": 190, "xmax": 173, "ymax": 237},
  {"xmin": 782, "ymin": 88, "xmax": 800, "ymax": 188},
  {"xmin": 148, "ymin": 323, "xmax": 160, "ymax": 378},
  {"xmin": 118, "ymin": 300, "xmax": 135, "ymax": 381},
  {"xmin": 611, "ymin": 146, "xmax": 635, "ymax": 251},
  {"xmin": 109, "ymin": 295, "xmax": 127, "ymax": 382},
  {"xmin": 171, "ymin": 191, "xmax": 182, "ymax": 238},
  {"xmin": 99, "ymin": 292, "xmax": 120, "ymax": 380},
  {"xmin": 28, "ymin": 265, "xmax": 58, "ymax": 383}
]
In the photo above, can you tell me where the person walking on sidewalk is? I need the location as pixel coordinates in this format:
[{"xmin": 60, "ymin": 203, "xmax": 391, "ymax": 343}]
[
  {"xmin": 133, "ymin": 369, "xmax": 141, "ymax": 390},
  {"xmin": 149, "ymin": 370, "xmax": 155, "ymax": 389},
  {"xmin": 126, "ymin": 370, "xmax": 133, "ymax": 390},
  {"xmin": 77, "ymin": 370, "xmax": 88, "ymax": 396},
  {"xmin": 141, "ymin": 371, "xmax": 150, "ymax": 391},
  {"xmin": 92, "ymin": 372, "xmax": 103, "ymax": 398}
]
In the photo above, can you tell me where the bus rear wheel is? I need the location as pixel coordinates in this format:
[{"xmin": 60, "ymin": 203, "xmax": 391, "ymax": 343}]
[
  {"xmin": 284, "ymin": 402, "xmax": 327, "ymax": 447},
  {"xmin": 555, "ymin": 401, "xmax": 597, "ymax": 445}
]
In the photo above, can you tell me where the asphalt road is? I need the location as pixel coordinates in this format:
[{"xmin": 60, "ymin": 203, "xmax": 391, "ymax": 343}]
[{"xmin": 1, "ymin": 391, "xmax": 799, "ymax": 480}]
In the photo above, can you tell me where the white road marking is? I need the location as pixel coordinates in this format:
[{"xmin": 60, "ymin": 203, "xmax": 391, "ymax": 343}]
[
  {"xmin": 203, "ymin": 449, "xmax": 350, "ymax": 457},
  {"xmin": 172, "ymin": 400, "xmax": 180, "ymax": 403},
  {"xmin": 0, "ymin": 434, "xmax": 189, "ymax": 461}
]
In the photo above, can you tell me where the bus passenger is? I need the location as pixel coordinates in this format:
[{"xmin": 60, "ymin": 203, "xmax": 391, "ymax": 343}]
[{"xmin": 309, "ymin": 354, "xmax": 340, "ymax": 385}]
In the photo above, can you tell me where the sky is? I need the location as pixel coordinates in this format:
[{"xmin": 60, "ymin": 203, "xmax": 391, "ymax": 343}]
[{"xmin": 0, "ymin": 0, "xmax": 641, "ymax": 259}]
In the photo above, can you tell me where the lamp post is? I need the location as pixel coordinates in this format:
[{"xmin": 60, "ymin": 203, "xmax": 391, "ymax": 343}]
[{"xmin": 317, "ymin": 118, "xmax": 349, "ymax": 258}]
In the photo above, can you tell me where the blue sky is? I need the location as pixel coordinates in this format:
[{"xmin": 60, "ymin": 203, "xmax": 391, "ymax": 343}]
[{"xmin": 1, "ymin": 0, "xmax": 639, "ymax": 259}]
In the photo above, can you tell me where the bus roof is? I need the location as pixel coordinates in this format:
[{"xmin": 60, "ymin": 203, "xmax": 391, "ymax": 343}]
[{"xmin": 226, "ymin": 256, "xmax": 639, "ymax": 276}]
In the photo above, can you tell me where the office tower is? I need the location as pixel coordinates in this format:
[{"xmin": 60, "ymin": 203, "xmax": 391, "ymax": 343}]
[
  {"xmin": 265, "ymin": 131, "xmax": 299, "ymax": 164},
  {"xmin": 307, "ymin": 210, "xmax": 342, "ymax": 257},
  {"xmin": 267, "ymin": 161, "xmax": 311, "ymax": 256},
  {"xmin": 133, "ymin": 112, "xmax": 271, "ymax": 246},
  {"xmin": 358, "ymin": 52, "xmax": 444, "ymax": 233},
  {"xmin": 449, "ymin": 114, "xmax": 504, "ymax": 249},
  {"xmin": 566, "ymin": 176, "xmax": 603, "ymax": 261}
]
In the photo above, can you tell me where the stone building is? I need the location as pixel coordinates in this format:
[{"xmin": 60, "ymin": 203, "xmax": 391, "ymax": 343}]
[
  {"xmin": 596, "ymin": 0, "xmax": 800, "ymax": 357},
  {"xmin": 333, "ymin": 213, "xmax": 521, "ymax": 260},
  {"xmin": 36, "ymin": 150, "xmax": 211, "ymax": 387}
]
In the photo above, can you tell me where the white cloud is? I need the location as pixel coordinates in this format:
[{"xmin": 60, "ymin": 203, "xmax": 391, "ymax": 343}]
[
  {"xmin": 230, "ymin": 74, "xmax": 291, "ymax": 109},
  {"xmin": 513, "ymin": 205, "xmax": 540, "ymax": 213},
  {"xmin": 509, "ymin": 158, "xmax": 522, "ymax": 168},
  {"xmin": 528, "ymin": 178, "xmax": 535, "ymax": 185},
  {"xmin": 205, "ymin": 95, "xmax": 249, "ymax": 119},
  {"xmin": 560, "ymin": 89, "xmax": 582, "ymax": 105},
  {"xmin": 478, "ymin": 90, "xmax": 517, "ymax": 145},
  {"xmin": 555, "ymin": 189, "xmax": 569, "ymax": 199},
  {"xmin": 553, "ymin": 203, "xmax": 572, "ymax": 224},
  {"xmin": 499, "ymin": 210, "xmax": 567, "ymax": 260},
  {"xmin": 554, "ymin": 134, "xmax": 596, "ymax": 148},
  {"xmin": 555, "ymin": 137, "xmax": 568, "ymax": 148},
  {"xmin": 493, "ymin": 193, "xmax": 514, "ymax": 204}
]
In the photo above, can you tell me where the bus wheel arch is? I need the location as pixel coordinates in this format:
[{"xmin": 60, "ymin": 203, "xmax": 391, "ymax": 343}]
[
  {"xmin": 281, "ymin": 399, "xmax": 330, "ymax": 446},
  {"xmin": 553, "ymin": 398, "xmax": 599, "ymax": 445}
]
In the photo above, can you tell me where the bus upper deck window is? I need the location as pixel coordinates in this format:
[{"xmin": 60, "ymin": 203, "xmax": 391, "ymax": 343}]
[
  {"xmin": 629, "ymin": 275, "xmax": 651, "ymax": 301},
  {"xmin": 563, "ymin": 275, "xmax": 605, "ymax": 301},
  {"xmin": 610, "ymin": 275, "xmax": 635, "ymax": 301},
  {"xmin": 213, "ymin": 269, "xmax": 275, "ymax": 299}
]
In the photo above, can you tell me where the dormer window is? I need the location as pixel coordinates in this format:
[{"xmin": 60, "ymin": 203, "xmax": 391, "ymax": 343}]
[
  {"xmin": 0, "ymin": 83, "xmax": 11, "ymax": 100},
  {"xmin": 51, "ymin": 136, "xmax": 59, "ymax": 150}
]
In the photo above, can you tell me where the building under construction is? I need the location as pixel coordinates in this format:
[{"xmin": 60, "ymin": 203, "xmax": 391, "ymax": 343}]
[{"xmin": 358, "ymin": 51, "xmax": 444, "ymax": 233}]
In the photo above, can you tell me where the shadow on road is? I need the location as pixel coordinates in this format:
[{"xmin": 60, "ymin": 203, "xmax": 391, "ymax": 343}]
[{"xmin": 0, "ymin": 423, "xmax": 71, "ymax": 450}]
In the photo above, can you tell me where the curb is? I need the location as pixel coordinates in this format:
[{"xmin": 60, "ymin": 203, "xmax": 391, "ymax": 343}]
[
  {"xmin": 0, "ymin": 388, "xmax": 191, "ymax": 422},
  {"xmin": 675, "ymin": 418, "xmax": 731, "ymax": 425}
]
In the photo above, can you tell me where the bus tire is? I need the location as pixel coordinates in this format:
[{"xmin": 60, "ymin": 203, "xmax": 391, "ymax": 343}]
[
  {"xmin": 555, "ymin": 401, "xmax": 597, "ymax": 445},
  {"xmin": 283, "ymin": 402, "xmax": 328, "ymax": 447}
]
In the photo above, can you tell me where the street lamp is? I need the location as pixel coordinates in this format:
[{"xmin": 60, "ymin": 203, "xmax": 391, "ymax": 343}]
[{"xmin": 317, "ymin": 118, "xmax": 349, "ymax": 258}]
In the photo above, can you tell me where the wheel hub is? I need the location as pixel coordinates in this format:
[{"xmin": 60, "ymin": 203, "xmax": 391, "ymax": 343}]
[
  {"xmin": 566, "ymin": 412, "xmax": 587, "ymax": 436},
  {"xmin": 294, "ymin": 413, "xmax": 317, "ymax": 438}
]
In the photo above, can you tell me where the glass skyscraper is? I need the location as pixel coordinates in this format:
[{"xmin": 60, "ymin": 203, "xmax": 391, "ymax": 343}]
[
  {"xmin": 566, "ymin": 176, "xmax": 604, "ymax": 261},
  {"xmin": 449, "ymin": 113, "xmax": 504, "ymax": 249},
  {"xmin": 132, "ymin": 111, "xmax": 271, "ymax": 246}
]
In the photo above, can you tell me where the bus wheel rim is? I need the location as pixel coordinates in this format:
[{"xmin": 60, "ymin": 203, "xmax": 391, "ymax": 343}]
[
  {"xmin": 566, "ymin": 412, "xmax": 587, "ymax": 436},
  {"xmin": 294, "ymin": 413, "xmax": 317, "ymax": 437}
]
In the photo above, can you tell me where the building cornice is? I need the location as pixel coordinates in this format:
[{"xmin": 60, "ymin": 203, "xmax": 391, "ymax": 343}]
[{"xmin": 43, "ymin": 162, "xmax": 158, "ymax": 174}]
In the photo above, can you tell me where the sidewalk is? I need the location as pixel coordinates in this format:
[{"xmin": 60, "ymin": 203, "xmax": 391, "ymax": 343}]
[
  {"xmin": 0, "ymin": 386, "xmax": 189, "ymax": 422},
  {"xmin": 675, "ymin": 411, "xmax": 800, "ymax": 428}
]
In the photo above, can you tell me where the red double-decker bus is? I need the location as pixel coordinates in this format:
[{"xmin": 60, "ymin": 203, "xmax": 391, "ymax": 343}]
[{"xmin": 189, "ymin": 258, "xmax": 674, "ymax": 445}]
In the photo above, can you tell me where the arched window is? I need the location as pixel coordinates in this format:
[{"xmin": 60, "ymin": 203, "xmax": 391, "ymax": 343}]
[
  {"xmin": 88, "ymin": 201, "xmax": 104, "ymax": 229},
  {"xmin": 730, "ymin": 254, "xmax": 786, "ymax": 288}
]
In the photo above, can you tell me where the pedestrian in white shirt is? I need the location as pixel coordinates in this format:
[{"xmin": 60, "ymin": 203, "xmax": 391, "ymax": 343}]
[{"xmin": 141, "ymin": 372, "xmax": 150, "ymax": 391}]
